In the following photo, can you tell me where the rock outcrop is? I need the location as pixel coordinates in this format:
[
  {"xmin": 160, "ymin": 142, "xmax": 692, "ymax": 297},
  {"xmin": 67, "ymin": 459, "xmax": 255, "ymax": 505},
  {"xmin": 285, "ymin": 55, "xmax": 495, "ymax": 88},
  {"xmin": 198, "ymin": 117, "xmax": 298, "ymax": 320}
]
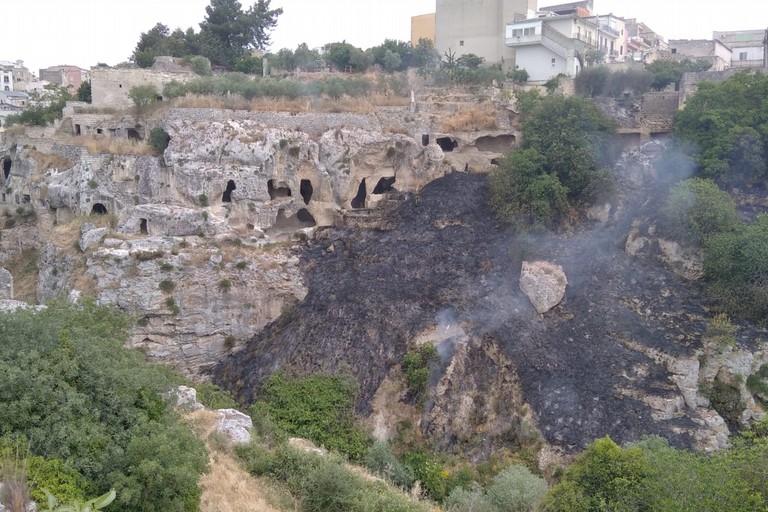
[
  {"xmin": 0, "ymin": 268, "xmax": 12, "ymax": 300},
  {"xmin": 519, "ymin": 261, "xmax": 567, "ymax": 314}
]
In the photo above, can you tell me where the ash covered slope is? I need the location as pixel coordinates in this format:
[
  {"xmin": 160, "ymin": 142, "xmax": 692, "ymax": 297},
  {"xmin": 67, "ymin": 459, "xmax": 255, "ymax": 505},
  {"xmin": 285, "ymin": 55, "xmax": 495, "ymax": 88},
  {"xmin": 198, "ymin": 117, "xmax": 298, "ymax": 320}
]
[{"xmin": 215, "ymin": 141, "xmax": 719, "ymax": 451}]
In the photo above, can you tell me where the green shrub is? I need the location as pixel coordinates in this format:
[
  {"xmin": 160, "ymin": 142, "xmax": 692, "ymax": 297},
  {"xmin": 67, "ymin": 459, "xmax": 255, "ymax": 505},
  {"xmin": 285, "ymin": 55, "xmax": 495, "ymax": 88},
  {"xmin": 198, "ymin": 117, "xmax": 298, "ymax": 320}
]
[
  {"xmin": 302, "ymin": 462, "xmax": 359, "ymax": 512},
  {"xmin": 198, "ymin": 194, "xmax": 209, "ymax": 207},
  {"xmin": 158, "ymin": 279, "xmax": 175, "ymax": 293},
  {"xmin": 660, "ymin": 178, "xmax": 739, "ymax": 245},
  {"xmin": 0, "ymin": 302, "xmax": 207, "ymax": 512},
  {"xmin": 195, "ymin": 382, "xmax": 237, "ymax": 409},
  {"xmin": 159, "ymin": 262, "xmax": 174, "ymax": 272},
  {"xmin": 148, "ymin": 128, "xmax": 171, "ymax": 154},
  {"xmin": 134, "ymin": 50, "xmax": 156, "ymax": 69},
  {"xmin": 188, "ymin": 56, "xmax": 212, "ymax": 76},
  {"xmin": 445, "ymin": 487, "xmax": 497, "ymax": 512},
  {"xmin": 165, "ymin": 296, "xmax": 180, "ymax": 314},
  {"xmin": 402, "ymin": 451, "xmax": 449, "ymax": 501},
  {"xmin": 235, "ymin": 260, "xmax": 248, "ymax": 270},
  {"xmin": 257, "ymin": 372, "xmax": 370, "ymax": 460},
  {"xmin": 218, "ymin": 279, "xmax": 232, "ymax": 292},
  {"xmin": 401, "ymin": 343, "xmax": 439, "ymax": 400},
  {"xmin": 127, "ymin": 84, "xmax": 159, "ymax": 114},
  {"xmin": 364, "ymin": 442, "xmax": 415, "ymax": 489},
  {"xmin": 703, "ymin": 215, "xmax": 768, "ymax": 321},
  {"xmin": 486, "ymin": 464, "xmax": 548, "ymax": 512}
]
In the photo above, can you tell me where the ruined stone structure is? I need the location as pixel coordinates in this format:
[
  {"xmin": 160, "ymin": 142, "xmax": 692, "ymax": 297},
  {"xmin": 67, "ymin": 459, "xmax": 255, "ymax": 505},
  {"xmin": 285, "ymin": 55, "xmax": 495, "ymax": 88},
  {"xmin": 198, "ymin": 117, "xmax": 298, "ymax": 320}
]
[{"xmin": 90, "ymin": 64, "xmax": 195, "ymax": 109}]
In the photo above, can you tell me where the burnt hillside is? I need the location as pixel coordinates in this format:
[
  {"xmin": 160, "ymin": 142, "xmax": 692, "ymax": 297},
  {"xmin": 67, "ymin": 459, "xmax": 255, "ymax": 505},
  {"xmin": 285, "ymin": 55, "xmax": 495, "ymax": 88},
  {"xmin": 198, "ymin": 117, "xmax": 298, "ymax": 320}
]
[{"xmin": 215, "ymin": 140, "xmax": 724, "ymax": 451}]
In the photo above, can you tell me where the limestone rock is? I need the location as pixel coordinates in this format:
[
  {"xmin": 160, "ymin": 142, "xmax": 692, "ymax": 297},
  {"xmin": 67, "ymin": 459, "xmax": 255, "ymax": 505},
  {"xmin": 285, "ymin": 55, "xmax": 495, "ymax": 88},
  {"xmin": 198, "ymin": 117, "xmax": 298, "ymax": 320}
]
[
  {"xmin": 172, "ymin": 385, "xmax": 204, "ymax": 411},
  {"xmin": 657, "ymin": 239, "xmax": 703, "ymax": 280},
  {"xmin": 79, "ymin": 223, "xmax": 109, "ymax": 252},
  {"xmin": 288, "ymin": 437, "xmax": 327, "ymax": 456},
  {"xmin": 215, "ymin": 408, "xmax": 253, "ymax": 445},
  {"xmin": 37, "ymin": 243, "xmax": 77, "ymax": 303},
  {"xmin": 520, "ymin": 261, "xmax": 567, "ymax": 314},
  {"xmin": 587, "ymin": 203, "xmax": 611, "ymax": 224},
  {"xmin": 0, "ymin": 267, "xmax": 12, "ymax": 300}
]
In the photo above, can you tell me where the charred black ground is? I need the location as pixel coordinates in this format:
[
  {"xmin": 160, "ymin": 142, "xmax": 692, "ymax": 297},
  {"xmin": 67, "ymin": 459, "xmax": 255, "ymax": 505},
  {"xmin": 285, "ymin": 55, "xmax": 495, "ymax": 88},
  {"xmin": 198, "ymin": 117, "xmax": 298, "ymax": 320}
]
[{"xmin": 215, "ymin": 142, "xmax": 721, "ymax": 451}]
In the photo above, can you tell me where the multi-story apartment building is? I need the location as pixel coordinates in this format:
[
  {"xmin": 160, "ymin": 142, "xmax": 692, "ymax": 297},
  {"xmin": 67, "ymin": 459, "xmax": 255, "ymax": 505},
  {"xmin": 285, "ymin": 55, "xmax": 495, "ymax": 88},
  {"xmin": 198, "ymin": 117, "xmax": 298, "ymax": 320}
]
[{"xmin": 435, "ymin": 0, "xmax": 538, "ymax": 70}]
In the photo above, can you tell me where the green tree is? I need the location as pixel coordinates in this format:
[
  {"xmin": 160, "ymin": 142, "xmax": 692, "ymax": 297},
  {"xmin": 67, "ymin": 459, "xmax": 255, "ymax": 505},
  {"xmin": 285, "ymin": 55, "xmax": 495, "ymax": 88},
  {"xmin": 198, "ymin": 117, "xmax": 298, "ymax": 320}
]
[
  {"xmin": 411, "ymin": 38, "xmax": 440, "ymax": 69},
  {"xmin": 76, "ymin": 81, "xmax": 92, "ymax": 103},
  {"xmin": 134, "ymin": 50, "xmax": 156, "ymax": 69},
  {"xmin": 198, "ymin": 0, "xmax": 282, "ymax": 68},
  {"xmin": 674, "ymin": 71, "xmax": 768, "ymax": 185},
  {"xmin": 659, "ymin": 178, "xmax": 740, "ymax": 245},
  {"xmin": 148, "ymin": 128, "xmax": 171, "ymax": 154},
  {"xmin": 127, "ymin": 84, "xmax": 159, "ymax": 114},
  {"xmin": 188, "ymin": 55, "xmax": 212, "ymax": 76},
  {"xmin": 541, "ymin": 437, "xmax": 647, "ymax": 512},
  {"xmin": 0, "ymin": 302, "xmax": 208, "ymax": 512},
  {"xmin": 704, "ymin": 215, "xmax": 768, "ymax": 321},
  {"xmin": 486, "ymin": 464, "xmax": 548, "ymax": 512}
]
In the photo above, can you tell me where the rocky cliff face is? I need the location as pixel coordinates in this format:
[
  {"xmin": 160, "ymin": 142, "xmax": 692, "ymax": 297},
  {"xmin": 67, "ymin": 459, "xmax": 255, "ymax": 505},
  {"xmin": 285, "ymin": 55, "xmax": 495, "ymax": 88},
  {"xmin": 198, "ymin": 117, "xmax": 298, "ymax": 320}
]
[{"xmin": 215, "ymin": 139, "xmax": 766, "ymax": 457}]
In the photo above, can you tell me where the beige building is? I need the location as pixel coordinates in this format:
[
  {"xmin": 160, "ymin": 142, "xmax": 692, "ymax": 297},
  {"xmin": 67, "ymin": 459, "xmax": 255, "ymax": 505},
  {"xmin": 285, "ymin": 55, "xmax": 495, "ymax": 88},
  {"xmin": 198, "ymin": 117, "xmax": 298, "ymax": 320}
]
[
  {"xmin": 714, "ymin": 29, "xmax": 767, "ymax": 68},
  {"xmin": 667, "ymin": 39, "xmax": 732, "ymax": 71},
  {"xmin": 436, "ymin": 0, "xmax": 538, "ymax": 70},
  {"xmin": 411, "ymin": 13, "xmax": 436, "ymax": 45}
]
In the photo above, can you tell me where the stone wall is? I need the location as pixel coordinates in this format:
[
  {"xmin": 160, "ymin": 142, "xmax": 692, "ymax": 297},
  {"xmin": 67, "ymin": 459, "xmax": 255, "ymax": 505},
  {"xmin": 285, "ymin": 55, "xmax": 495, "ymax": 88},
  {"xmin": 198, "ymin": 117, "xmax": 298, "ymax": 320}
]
[
  {"xmin": 678, "ymin": 67, "xmax": 766, "ymax": 107},
  {"xmin": 91, "ymin": 67, "xmax": 194, "ymax": 109},
  {"xmin": 637, "ymin": 91, "xmax": 680, "ymax": 132}
]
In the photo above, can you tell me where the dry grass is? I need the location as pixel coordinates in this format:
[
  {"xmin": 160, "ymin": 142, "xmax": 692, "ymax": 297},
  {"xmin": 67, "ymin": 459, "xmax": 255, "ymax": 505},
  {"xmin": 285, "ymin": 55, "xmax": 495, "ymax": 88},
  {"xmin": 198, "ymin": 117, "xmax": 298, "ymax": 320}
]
[
  {"xmin": 164, "ymin": 93, "xmax": 408, "ymax": 114},
  {"xmin": 440, "ymin": 107, "xmax": 498, "ymax": 132},
  {"xmin": 185, "ymin": 410, "xmax": 295, "ymax": 512},
  {"xmin": 50, "ymin": 214, "xmax": 116, "ymax": 249},
  {"xmin": 27, "ymin": 150, "xmax": 74, "ymax": 174},
  {"xmin": 3, "ymin": 248, "xmax": 39, "ymax": 303}
]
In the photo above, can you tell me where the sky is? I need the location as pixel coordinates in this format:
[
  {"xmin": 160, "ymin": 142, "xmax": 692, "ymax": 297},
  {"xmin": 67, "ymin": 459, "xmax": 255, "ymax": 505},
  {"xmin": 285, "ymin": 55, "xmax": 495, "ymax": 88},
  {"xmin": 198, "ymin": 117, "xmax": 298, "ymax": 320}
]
[{"xmin": 5, "ymin": 0, "xmax": 768, "ymax": 74}]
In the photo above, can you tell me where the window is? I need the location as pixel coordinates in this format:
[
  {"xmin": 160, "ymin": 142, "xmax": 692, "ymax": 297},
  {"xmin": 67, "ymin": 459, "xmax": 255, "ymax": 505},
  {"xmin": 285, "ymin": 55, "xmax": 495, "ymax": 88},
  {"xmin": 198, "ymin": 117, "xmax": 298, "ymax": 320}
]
[
  {"xmin": 2, "ymin": 76, "xmax": 8, "ymax": 83},
  {"xmin": 671, "ymin": 48, "xmax": 677, "ymax": 54},
  {"xmin": 511, "ymin": 26, "xmax": 536, "ymax": 37},
  {"xmin": 740, "ymin": 52, "xmax": 748, "ymax": 61},
  {"xmin": 459, "ymin": 40, "xmax": 464, "ymax": 46},
  {"xmin": 551, "ymin": 57, "xmax": 556, "ymax": 66}
]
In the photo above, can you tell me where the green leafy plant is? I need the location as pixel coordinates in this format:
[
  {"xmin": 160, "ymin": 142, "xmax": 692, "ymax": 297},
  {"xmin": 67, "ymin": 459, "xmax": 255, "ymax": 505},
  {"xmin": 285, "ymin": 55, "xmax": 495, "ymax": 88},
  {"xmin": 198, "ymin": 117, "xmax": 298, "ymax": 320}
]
[
  {"xmin": 218, "ymin": 279, "xmax": 232, "ymax": 292},
  {"xmin": 158, "ymin": 280, "xmax": 175, "ymax": 294},
  {"xmin": 41, "ymin": 489, "xmax": 116, "ymax": 512},
  {"xmin": 147, "ymin": 128, "xmax": 171, "ymax": 154},
  {"xmin": 401, "ymin": 343, "xmax": 439, "ymax": 401}
]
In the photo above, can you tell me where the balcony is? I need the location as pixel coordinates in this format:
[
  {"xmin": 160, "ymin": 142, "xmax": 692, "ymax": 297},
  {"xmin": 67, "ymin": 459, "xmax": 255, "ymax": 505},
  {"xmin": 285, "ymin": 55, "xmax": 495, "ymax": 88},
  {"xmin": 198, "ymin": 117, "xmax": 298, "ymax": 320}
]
[{"xmin": 506, "ymin": 33, "xmax": 544, "ymax": 46}]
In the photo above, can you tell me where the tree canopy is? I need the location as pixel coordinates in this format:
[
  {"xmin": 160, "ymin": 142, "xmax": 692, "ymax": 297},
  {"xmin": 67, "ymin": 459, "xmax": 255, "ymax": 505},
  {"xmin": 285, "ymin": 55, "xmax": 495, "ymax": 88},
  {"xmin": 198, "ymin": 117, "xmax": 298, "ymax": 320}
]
[
  {"xmin": 0, "ymin": 302, "xmax": 208, "ymax": 511},
  {"xmin": 674, "ymin": 70, "xmax": 768, "ymax": 185}
]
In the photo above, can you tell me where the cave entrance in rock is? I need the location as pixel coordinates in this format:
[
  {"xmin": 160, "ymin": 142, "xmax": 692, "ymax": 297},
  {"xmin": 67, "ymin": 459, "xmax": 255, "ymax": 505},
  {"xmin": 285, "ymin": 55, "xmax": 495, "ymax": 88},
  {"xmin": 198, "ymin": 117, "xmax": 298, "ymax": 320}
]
[
  {"xmin": 475, "ymin": 134, "xmax": 516, "ymax": 153},
  {"xmin": 127, "ymin": 128, "xmax": 142, "ymax": 141},
  {"xmin": 139, "ymin": 218, "xmax": 148, "ymax": 234},
  {"xmin": 351, "ymin": 178, "xmax": 366, "ymax": 209},
  {"xmin": 267, "ymin": 179, "xmax": 292, "ymax": 200},
  {"xmin": 421, "ymin": 134, "xmax": 429, "ymax": 146},
  {"xmin": 300, "ymin": 179, "xmax": 313, "ymax": 205},
  {"xmin": 373, "ymin": 176, "xmax": 396, "ymax": 194},
  {"xmin": 2, "ymin": 158, "xmax": 10, "ymax": 180},
  {"xmin": 436, "ymin": 137, "xmax": 457, "ymax": 152},
  {"xmin": 222, "ymin": 180, "xmax": 236, "ymax": 203},
  {"xmin": 91, "ymin": 203, "xmax": 108, "ymax": 215},
  {"xmin": 296, "ymin": 208, "xmax": 316, "ymax": 226},
  {"xmin": 491, "ymin": 159, "xmax": 500, "ymax": 166}
]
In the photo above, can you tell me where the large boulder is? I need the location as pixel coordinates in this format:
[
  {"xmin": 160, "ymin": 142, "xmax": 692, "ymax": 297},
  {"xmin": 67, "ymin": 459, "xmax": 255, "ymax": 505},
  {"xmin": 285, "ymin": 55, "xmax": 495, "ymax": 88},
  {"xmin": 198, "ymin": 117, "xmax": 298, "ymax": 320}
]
[
  {"xmin": 519, "ymin": 260, "xmax": 567, "ymax": 314},
  {"xmin": 215, "ymin": 409, "xmax": 253, "ymax": 445}
]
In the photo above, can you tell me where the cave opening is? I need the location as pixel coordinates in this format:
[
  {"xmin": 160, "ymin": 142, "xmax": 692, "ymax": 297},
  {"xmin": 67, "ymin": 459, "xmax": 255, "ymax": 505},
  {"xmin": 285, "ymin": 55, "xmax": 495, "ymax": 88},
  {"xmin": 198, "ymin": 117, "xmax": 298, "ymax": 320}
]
[
  {"xmin": 91, "ymin": 203, "xmax": 108, "ymax": 215},
  {"xmin": 300, "ymin": 179, "xmax": 313, "ymax": 205},
  {"xmin": 475, "ymin": 134, "xmax": 516, "ymax": 153},
  {"xmin": 127, "ymin": 128, "xmax": 142, "ymax": 141},
  {"xmin": 372, "ymin": 176, "xmax": 396, "ymax": 194},
  {"xmin": 296, "ymin": 208, "xmax": 316, "ymax": 226},
  {"xmin": 139, "ymin": 218, "xmax": 148, "ymax": 234},
  {"xmin": 2, "ymin": 158, "xmax": 10, "ymax": 180},
  {"xmin": 351, "ymin": 178, "xmax": 367, "ymax": 209},
  {"xmin": 421, "ymin": 134, "xmax": 429, "ymax": 146},
  {"xmin": 491, "ymin": 159, "xmax": 500, "ymax": 166},
  {"xmin": 223, "ymin": 180, "xmax": 236, "ymax": 203},
  {"xmin": 268, "ymin": 179, "xmax": 292, "ymax": 200},
  {"xmin": 436, "ymin": 137, "xmax": 457, "ymax": 152}
]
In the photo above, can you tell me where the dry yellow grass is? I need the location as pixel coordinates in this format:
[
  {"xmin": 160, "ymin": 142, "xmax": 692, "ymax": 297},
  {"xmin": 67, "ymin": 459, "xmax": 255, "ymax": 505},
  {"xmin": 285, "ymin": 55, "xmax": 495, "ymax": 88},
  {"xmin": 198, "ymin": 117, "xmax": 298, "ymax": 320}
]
[
  {"xmin": 27, "ymin": 150, "xmax": 74, "ymax": 175},
  {"xmin": 64, "ymin": 135, "xmax": 155, "ymax": 156},
  {"xmin": 185, "ymin": 409, "xmax": 294, "ymax": 512},
  {"xmin": 440, "ymin": 107, "xmax": 498, "ymax": 132},
  {"xmin": 3, "ymin": 248, "xmax": 39, "ymax": 303}
]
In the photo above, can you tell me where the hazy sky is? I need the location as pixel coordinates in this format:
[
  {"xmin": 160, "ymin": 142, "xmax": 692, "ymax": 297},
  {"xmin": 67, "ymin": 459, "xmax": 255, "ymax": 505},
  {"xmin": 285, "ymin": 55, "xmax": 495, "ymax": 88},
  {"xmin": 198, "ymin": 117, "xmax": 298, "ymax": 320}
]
[{"xmin": 5, "ymin": 0, "xmax": 767, "ymax": 74}]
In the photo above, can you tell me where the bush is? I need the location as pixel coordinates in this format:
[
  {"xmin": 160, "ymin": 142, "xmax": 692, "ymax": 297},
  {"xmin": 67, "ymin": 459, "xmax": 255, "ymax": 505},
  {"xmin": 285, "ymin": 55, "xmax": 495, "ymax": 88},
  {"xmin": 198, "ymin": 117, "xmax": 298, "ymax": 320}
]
[
  {"xmin": 147, "ymin": 128, "xmax": 170, "ymax": 154},
  {"xmin": 660, "ymin": 178, "xmax": 739, "ymax": 245},
  {"xmin": 703, "ymin": 215, "xmax": 768, "ymax": 321},
  {"xmin": 401, "ymin": 344, "xmax": 439, "ymax": 400},
  {"xmin": 195, "ymin": 382, "xmax": 237, "ymax": 409},
  {"xmin": 445, "ymin": 487, "xmax": 497, "ymax": 512},
  {"xmin": 0, "ymin": 302, "xmax": 208, "ymax": 512},
  {"xmin": 134, "ymin": 50, "xmax": 156, "ymax": 69},
  {"xmin": 257, "ymin": 372, "xmax": 370, "ymax": 460},
  {"xmin": 486, "ymin": 465, "xmax": 548, "ymax": 512},
  {"xmin": 127, "ymin": 84, "xmax": 159, "ymax": 114},
  {"xmin": 198, "ymin": 194, "xmax": 209, "ymax": 207},
  {"xmin": 218, "ymin": 279, "xmax": 232, "ymax": 292},
  {"xmin": 188, "ymin": 55, "xmax": 212, "ymax": 76},
  {"xmin": 364, "ymin": 442, "xmax": 415, "ymax": 489},
  {"xmin": 158, "ymin": 279, "xmax": 175, "ymax": 293}
]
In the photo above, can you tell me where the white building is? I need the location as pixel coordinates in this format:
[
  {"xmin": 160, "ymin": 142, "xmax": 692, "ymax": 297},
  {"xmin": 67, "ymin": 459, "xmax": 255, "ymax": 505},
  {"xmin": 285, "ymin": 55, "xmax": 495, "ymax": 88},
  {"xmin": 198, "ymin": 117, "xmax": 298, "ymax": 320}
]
[
  {"xmin": 505, "ymin": 15, "xmax": 599, "ymax": 81},
  {"xmin": 714, "ymin": 29, "xmax": 766, "ymax": 68}
]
